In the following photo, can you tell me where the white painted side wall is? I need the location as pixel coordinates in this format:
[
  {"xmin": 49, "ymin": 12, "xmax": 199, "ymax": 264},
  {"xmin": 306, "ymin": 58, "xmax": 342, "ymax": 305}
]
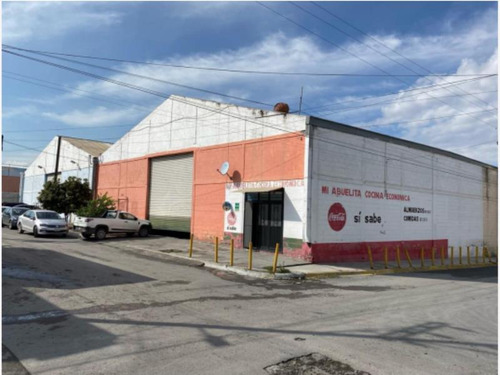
[
  {"xmin": 310, "ymin": 127, "xmax": 487, "ymax": 248},
  {"xmin": 22, "ymin": 137, "xmax": 95, "ymax": 205},
  {"xmin": 101, "ymin": 96, "xmax": 307, "ymax": 163}
]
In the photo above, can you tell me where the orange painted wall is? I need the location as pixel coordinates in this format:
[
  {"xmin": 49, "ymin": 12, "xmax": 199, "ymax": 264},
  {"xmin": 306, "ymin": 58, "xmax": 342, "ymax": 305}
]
[
  {"xmin": 192, "ymin": 133, "xmax": 305, "ymax": 240},
  {"xmin": 97, "ymin": 158, "xmax": 149, "ymax": 219},
  {"xmin": 97, "ymin": 132, "xmax": 305, "ymax": 238}
]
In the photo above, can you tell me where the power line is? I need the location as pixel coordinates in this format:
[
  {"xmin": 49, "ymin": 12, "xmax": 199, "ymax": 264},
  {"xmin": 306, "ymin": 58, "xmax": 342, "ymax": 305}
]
[
  {"xmin": 257, "ymin": 2, "xmax": 497, "ymax": 128},
  {"xmin": 292, "ymin": 2, "xmax": 495, "ymax": 112},
  {"xmin": 3, "ymin": 45, "xmax": 274, "ymax": 108},
  {"xmin": 300, "ymin": 74, "xmax": 497, "ymax": 113},
  {"xmin": 7, "ymin": 68, "xmax": 495, "ymax": 127},
  {"xmin": 361, "ymin": 108, "xmax": 497, "ymax": 129},
  {"xmin": 4, "ymin": 140, "xmax": 92, "ymax": 164},
  {"xmin": 3, "ymin": 44, "xmax": 495, "ymax": 78},
  {"xmin": 310, "ymin": 2, "xmax": 496, "ymax": 109},
  {"xmin": 4, "ymin": 47, "xmax": 494, "ymax": 182}
]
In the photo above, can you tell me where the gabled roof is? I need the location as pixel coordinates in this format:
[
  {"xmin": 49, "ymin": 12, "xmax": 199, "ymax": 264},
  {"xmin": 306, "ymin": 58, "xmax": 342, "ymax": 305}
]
[{"xmin": 62, "ymin": 137, "xmax": 112, "ymax": 157}]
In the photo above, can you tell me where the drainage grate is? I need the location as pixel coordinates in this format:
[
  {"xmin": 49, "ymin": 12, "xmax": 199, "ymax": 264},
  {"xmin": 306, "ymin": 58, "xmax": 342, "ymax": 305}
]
[{"xmin": 264, "ymin": 353, "xmax": 370, "ymax": 375}]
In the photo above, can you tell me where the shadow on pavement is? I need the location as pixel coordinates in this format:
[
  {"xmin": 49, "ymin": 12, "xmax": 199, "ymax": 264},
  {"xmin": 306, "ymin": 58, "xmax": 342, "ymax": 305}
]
[{"xmin": 3, "ymin": 246, "xmax": 154, "ymax": 289}]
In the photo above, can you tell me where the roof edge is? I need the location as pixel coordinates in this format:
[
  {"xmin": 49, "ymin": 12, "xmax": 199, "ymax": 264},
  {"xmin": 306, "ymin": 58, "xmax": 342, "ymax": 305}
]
[{"xmin": 309, "ymin": 116, "xmax": 497, "ymax": 170}]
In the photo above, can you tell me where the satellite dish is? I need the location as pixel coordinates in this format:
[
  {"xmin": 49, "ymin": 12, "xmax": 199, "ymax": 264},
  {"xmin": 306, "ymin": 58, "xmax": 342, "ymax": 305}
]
[
  {"xmin": 222, "ymin": 201, "xmax": 233, "ymax": 211},
  {"xmin": 219, "ymin": 161, "xmax": 230, "ymax": 176}
]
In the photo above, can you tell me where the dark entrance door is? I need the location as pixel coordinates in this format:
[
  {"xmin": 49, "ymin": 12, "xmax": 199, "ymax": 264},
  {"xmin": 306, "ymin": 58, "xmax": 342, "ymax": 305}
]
[{"xmin": 244, "ymin": 189, "xmax": 284, "ymax": 251}]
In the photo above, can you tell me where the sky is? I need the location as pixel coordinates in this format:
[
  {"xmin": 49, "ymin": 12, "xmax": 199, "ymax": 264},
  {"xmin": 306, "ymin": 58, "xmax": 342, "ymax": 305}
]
[{"xmin": 2, "ymin": 1, "xmax": 498, "ymax": 167}]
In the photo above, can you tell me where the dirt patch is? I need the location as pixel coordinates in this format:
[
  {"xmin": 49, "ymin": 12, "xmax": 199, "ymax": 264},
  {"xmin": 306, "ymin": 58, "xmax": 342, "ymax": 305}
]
[{"xmin": 265, "ymin": 353, "xmax": 370, "ymax": 375}]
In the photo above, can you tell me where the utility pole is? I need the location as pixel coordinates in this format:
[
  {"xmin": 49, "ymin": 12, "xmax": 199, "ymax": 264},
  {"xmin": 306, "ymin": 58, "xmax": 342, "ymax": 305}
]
[{"xmin": 54, "ymin": 136, "xmax": 61, "ymax": 182}]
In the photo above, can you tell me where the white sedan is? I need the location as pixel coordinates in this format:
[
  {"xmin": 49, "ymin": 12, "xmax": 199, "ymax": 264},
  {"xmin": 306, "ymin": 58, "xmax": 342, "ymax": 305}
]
[{"xmin": 17, "ymin": 210, "xmax": 68, "ymax": 237}]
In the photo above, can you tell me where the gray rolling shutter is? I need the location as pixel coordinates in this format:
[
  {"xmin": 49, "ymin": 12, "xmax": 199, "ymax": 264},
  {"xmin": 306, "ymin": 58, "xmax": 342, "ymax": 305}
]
[{"xmin": 149, "ymin": 153, "xmax": 193, "ymax": 232}]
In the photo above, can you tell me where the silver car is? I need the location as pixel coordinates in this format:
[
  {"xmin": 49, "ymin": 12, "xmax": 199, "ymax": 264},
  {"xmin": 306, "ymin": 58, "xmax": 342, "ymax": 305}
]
[
  {"xmin": 17, "ymin": 210, "xmax": 68, "ymax": 237},
  {"xmin": 2, "ymin": 206, "xmax": 29, "ymax": 229}
]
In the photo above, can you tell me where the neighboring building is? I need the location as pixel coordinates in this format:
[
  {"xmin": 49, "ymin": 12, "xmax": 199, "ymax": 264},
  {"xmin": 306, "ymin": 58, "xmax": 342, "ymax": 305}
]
[
  {"xmin": 97, "ymin": 95, "xmax": 498, "ymax": 263},
  {"xmin": 22, "ymin": 136, "xmax": 111, "ymax": 205},
  {"xmin": 2, "ymin": 165, "xmax": 26, "ymax": 203}
]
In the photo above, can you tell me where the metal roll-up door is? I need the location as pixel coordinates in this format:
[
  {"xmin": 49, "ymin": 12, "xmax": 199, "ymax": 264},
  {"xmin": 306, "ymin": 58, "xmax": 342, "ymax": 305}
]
[{"xmin": 149, "ymin": 153, "xmax": 193, "ymax": 232}]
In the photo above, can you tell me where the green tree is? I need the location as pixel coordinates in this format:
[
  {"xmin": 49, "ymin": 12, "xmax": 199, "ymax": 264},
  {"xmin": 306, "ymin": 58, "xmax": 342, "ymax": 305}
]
[
  {"xmin": 37, "ymin": 177, "xmax": 92, "ymax": 214},
  {"xmin": 76, "ymin": 193, "xmax": 116, "ymax": 218}
]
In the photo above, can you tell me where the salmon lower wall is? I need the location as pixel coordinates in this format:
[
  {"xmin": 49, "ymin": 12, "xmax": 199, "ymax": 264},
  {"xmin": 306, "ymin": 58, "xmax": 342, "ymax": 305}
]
[
  {"xmin": 97, "ymin": 158, "xmax": 149, "ymax": 219},
  {"xmin": 97, "ymin": 133, "xmax": 305, "ymax": 239}
]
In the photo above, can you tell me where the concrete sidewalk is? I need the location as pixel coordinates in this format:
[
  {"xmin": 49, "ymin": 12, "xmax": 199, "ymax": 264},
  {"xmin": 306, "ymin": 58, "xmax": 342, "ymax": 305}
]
[{"xmin": 96, "ymin": 234, "xmax": 497, "ymax": 279}]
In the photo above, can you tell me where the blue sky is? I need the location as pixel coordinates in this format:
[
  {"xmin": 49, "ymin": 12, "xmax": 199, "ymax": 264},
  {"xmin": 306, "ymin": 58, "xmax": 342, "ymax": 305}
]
[{"xmin": 2, "ymin": 1, "xmax": 498, "ymax": 166}]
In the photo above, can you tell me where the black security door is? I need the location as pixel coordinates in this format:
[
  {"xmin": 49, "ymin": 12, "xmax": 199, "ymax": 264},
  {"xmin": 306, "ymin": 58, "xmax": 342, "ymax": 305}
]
[{"xmin": 245, "ymin": 189, "xmax": 283, "ymax": 251}]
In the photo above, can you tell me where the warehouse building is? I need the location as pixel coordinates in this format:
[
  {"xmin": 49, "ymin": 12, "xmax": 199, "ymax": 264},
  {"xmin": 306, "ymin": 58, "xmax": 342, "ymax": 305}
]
[
  {"xmin": 21, "ymin": 136, "xmax": 111, "ymax": 205},
  {"xmin": 97, "ymin": 95, "xmax": 497, "ymax": 263}
]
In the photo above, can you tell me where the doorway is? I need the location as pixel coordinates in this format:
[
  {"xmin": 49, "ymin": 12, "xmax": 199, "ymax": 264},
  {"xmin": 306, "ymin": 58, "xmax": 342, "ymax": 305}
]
[{"xmin": 243, "ymin": 189, "xmax": 284, "ymax": 251}]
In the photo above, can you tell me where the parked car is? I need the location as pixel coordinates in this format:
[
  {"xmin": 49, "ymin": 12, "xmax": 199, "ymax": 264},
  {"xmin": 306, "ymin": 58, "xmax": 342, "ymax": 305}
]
[
  {"xmin": 73, "ymin": 210, "xmax": 152, "ymax": 240},
  {"xmin": 2, "ymin": 206, "xmax": 29, "ymax": 229},
  {"xmin": 17, "ymin": 210, "xmax": 68, "ymax": 237}
]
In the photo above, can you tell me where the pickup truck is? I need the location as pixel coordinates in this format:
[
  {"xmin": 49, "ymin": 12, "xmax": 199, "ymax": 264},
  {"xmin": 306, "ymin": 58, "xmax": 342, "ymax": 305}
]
[{"xmin": 73, "ymin": 210, "xmax": 152, "ymax": 240}]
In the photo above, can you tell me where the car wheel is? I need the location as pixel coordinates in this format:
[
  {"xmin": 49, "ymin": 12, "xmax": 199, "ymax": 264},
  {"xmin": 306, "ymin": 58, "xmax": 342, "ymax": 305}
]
[
  {"xmin": 33, "ymin": 226, "xmax": 39, "ymax": 238},
  {"xmin": 8, "ymin": 221, "xmax": 14, "ymax": 230},
  {"xmin": 80, "ymin": 233, "xmax": 91, "ymax": 240},
  {"xmin": 18, "ymin": 223, "xmax": 24, "ymax": 234},
  {"xmin": 95, "ymin": 227, "xmax": 107, "ymax": 241},
  {"xmin": 138, "ymin": 226, "xmax": 150, "ymax": 238}
]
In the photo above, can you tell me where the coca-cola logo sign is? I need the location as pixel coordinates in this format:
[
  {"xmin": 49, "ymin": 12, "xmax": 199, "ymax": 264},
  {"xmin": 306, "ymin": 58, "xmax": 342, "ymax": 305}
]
[
  {"xmin": 328, "ymin": 203, "xmax": 346, "ymax": 231},
  {"xmin": 227, "ymin": 211, "xmax": 237, "ymax": 226}
]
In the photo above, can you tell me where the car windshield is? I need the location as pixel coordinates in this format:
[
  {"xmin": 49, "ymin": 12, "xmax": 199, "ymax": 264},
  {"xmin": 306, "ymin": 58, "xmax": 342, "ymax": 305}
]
[
  {"xmin": 36, "ymin": 212, "xmax": 61, "ymax": 220},
  {"xmin": 12, "ymin": 208, "xmax": 28, "ymax": 216}
]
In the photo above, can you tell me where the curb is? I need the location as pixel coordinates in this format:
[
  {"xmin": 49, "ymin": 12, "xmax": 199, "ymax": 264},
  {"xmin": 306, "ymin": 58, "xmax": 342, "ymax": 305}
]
[
  {"xmin": 122, "ymin": 245, "xmax": 305, "ymax": 280},
  {"xmin": 102, "ymin": 242, "xmax": 496, "ymax": 280},
  {"xmin": 304, "ymin": 263, "xmax": 497, "ymax": 279}
]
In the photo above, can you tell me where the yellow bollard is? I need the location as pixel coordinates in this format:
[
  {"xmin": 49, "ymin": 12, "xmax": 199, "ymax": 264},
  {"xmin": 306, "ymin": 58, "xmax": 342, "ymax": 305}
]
[
  {"xmin": 230, "ymin": 239, "xmax": 234, "ymax": 266},
  {"xmin": 459, "ymin": 246, "xmax": 462, "ymax": 265},
  {"xmin": 420, "ymin": 247, "xmax": 425, "ymax": 268},
  {"xmin": 214, "ymin": 237, "xmax": 219, "ymax": 263},
  {"xmin": 272, "ymin": 243, "xmax": 280, "ymax": 273},
  {"xmin": 396, "ymin": 246, "xmax": 401, "ymax": 269},
  {"xmin": 431, "ymin": 247, "xmax": 435, "ymax": 267},
  {"xmin": 404, "ymin": 249, "xmax": 413, "ymax": 268},
  {"xmin": 188, "ymin": 234, "xmax": 194, "ymax": 258},
  {"xmin": 367, "ymin": 246, "xmax": 374, "ymax": 270},
  {"xmin": 467, "ymin": 246, "xmax": 471, "ymax": 265},
  {"xmin": 440, "ymin": 246, "xmax": 445, "ymax": 266},
  {"xmin": 248, "ymin": 242, "xmax": 253, "ymax": 270},
  {"xmin": 482, "ymin": 246, "xmax": 486, "ymax": 264},
  {"xmin": 475, "ymin": 246, "xmax": 479, "ymax": 264},
  {"xmin": 450, "ymin": 246, "xmax": 454, "ymax": 266},
  {"xmin": 486, "ymin": 247, "xmax": 492, "ymax": 263},
  {"xmin": 384, "ymin": 247, "xmax": 388, "ymax": 269}
]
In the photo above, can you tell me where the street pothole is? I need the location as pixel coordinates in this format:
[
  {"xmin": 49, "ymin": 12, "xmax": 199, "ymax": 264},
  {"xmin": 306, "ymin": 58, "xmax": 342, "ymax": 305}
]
[{"xmin": 264, "ymin": 353, "xmax": 370, "ymax": 375}]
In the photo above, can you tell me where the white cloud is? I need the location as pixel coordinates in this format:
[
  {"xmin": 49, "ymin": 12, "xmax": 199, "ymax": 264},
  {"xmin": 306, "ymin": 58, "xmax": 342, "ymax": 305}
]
[
  {"xmin": 42, "ymin": 106, "xmax": 141, "ymax": 127},
  {"xmin": 359, "ymin": 49, "xmax": 498, "ymax": 165},
  {"xmin": 3, "ymin": 2, "xmax": 122, "ymax": 43},
  {"xmin": 2, "ymin": 105, "xmax": 38, "ymax": 119}
]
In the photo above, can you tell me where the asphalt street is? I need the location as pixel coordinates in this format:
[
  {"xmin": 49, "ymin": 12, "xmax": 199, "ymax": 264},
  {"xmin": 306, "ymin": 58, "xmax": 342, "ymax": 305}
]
[{"xmin": 2, "ymin": 228, "xmax": 498, "ymax": 375}]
